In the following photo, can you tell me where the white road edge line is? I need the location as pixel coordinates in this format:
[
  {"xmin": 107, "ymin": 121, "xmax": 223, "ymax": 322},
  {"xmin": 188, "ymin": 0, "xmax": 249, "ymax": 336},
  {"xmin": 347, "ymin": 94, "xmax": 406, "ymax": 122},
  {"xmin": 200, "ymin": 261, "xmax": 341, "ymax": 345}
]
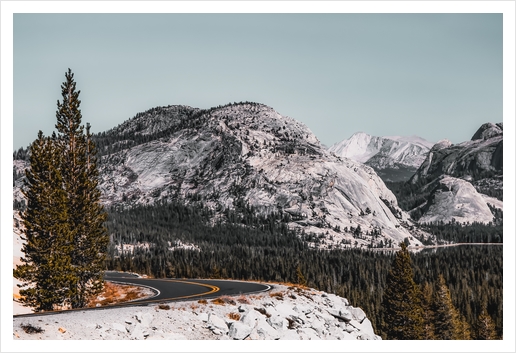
[{"xmin": 105, "ymin": 280, "xmax": 161, "ymax": 302}]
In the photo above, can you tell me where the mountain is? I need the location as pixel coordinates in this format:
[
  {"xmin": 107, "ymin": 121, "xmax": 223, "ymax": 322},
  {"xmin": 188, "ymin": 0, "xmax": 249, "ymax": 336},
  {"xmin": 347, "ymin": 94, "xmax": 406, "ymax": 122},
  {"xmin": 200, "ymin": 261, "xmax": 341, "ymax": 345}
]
[
  {"xmin": 404, "ymin": 122, "xmax": 503, "ymax": 225},
  {"xmin": 410, "ymin": 123, "xmax": 503, "ymax": 183},
  {"xmin": 14, "ymin": 102, "xmax": 427, "ymax": 248},
  {"xmin": 415, "ymin": 176, "xmax": 502, "ymax": 225},
  {"xmin": 328, "ymin": 132, "xmax": 434, "ymax": 182},
  {"xmin": 410, "ymin": 122, "xmax": 503, "ymax": 198}
]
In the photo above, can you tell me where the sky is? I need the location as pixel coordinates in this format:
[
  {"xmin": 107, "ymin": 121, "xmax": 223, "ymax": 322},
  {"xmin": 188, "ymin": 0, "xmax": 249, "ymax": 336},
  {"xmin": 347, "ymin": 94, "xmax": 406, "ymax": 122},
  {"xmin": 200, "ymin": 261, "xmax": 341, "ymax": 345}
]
[{"xmin": 11, "ymin": 12, "xmax": 503, "ymax": 150}]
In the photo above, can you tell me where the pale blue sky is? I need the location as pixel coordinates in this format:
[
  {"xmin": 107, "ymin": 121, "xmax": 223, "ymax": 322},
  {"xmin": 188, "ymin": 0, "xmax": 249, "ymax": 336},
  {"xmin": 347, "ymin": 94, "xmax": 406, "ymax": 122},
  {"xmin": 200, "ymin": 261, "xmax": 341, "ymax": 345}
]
[{"xmin": 13, "ymin": 13, "xmax": 502, "ymax": 149}]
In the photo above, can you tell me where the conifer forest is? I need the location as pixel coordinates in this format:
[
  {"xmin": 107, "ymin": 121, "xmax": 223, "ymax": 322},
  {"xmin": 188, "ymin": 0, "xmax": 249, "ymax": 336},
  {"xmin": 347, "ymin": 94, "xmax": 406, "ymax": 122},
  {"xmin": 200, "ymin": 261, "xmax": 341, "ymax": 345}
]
[{"xmin": 103, "ymin": 200, "xmax": 503, "ymax": 339}]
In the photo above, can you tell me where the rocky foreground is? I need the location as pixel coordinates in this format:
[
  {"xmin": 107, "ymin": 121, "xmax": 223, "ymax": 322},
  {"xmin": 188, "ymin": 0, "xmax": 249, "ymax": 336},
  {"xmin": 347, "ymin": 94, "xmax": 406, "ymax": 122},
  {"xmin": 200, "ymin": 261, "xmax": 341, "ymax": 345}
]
[{"xmin": 13, "ymin": 283, "xmax": 380, "ymax": 340}]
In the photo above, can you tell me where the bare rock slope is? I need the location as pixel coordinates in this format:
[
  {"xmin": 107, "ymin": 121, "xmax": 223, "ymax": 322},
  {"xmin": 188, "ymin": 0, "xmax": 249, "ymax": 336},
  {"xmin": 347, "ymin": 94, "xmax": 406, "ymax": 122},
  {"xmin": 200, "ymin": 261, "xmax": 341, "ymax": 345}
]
[
  {"xmin": 92, "ymin": 102, "xmax": 423, "ymax": 248},
  {"xmin": 408, "ymin": 122, "xmax": 503, "ymax": 225}
]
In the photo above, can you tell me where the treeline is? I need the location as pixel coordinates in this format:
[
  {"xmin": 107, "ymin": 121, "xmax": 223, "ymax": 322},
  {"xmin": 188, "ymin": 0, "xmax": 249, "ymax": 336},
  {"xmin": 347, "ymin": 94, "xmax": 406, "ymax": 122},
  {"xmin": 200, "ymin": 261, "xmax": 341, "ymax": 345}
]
[
  {"xmin": 419, "ymin": 221, "xmax": 503, "ymax": 243},
  {"xmin": 104, "ymin": 201, "xmax": 503, "ymax": 338}
]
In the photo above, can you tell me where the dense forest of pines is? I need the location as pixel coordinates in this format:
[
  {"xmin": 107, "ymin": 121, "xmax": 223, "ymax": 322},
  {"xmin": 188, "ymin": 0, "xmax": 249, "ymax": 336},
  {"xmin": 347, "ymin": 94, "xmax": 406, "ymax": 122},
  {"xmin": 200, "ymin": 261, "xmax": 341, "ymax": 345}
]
[{"xmin": 104, "ymin": 201, "xmax": 503, "ymax": 339}]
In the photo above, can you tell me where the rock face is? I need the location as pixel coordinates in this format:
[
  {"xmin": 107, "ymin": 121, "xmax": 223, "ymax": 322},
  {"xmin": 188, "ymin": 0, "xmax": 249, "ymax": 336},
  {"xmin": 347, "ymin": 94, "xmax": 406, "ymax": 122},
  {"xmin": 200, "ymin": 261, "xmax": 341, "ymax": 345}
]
[
  {"xmin": 410, "ymin": 123, "xmax": 503, "ymax": 185},
  {"xmin": 417, "ymin": 176, "xmax": 497, "ymax": 225},
  {"xmin": 406, "ymin": 122, "xmax": 503, "ymax": 225},
  {"xmin": 78, "ymin": 102, "xmax": 424, "ymax": 248},
  {"xmin": 12, "ymin": 284, "xmax": 381, "ymax": 340},
  {"xmin": 328, "ymin": 132, "xmax": 434, "ymax": 182}
]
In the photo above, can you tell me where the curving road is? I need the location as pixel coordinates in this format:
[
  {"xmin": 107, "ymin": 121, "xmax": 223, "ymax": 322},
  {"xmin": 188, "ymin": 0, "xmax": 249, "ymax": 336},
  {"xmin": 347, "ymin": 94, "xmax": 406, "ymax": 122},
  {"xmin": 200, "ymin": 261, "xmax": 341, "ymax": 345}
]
[
  {"xmin": 104, "ymin": 271, "xmax": 272, "ymax": 306},
  {"xmin": 13, "ymin": 272, "xmax": 271, "ymax": 317}
]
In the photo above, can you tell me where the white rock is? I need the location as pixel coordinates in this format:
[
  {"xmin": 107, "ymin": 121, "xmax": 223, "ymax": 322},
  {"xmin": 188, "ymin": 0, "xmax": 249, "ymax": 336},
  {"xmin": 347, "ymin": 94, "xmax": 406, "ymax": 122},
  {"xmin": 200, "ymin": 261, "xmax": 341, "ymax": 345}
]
[
  {"xmin": 267, "ymin": 314, "xmax": 287, "ymax": 330},
  {"xmin": 135, "ymin": 311, "xmax": 154, "ymax": 327},
  {"xmin": 278, "ymin": 329, "xmax": 302, "ymax": 340},
  {"xmin": 309, "ymin": 318, "xmax": 327, "ymax": 336},
  {"xmin": 241, "ymin": 309, "xmax": 260, "ymax": 326},
  {"xmin": 256, "ymin": 321, "xmax": 281, "ymax": 340},
  {"xmin": 207, "ymin": 313, "xmax": 228, "ymax": 334},
  {"xmin": 348, "ymin": 306, "xmax": 367, "ymax": 323},
  {"xmin": 298, "ymin": 327, "xmax": 321, "ymax": 340},
  {"xmin": 350, "ymin": 317, "xmax": 377, "ymax": 339},
  {"xmin": 228, "ymin": 321, "xmax": 253, "ymax": 340},
  {"xmin": 326, "ymin": 308, "xmax": 352, "ymax": 322},
  {"xmin": 112, "ymin": 323, "xmax": 127, "ymax": 333}
]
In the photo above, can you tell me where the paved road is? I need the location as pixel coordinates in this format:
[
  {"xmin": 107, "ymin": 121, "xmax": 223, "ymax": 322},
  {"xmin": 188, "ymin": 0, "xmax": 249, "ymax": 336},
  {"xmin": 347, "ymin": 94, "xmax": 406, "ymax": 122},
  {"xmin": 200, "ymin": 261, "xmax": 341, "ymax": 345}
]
[
  {"xmin": 104, "ymin": 271, "xmax": 272, "ymax": 306},
  {"xmin": 13, "ymin": 272, "xmax": 271, "ymax": 317}
]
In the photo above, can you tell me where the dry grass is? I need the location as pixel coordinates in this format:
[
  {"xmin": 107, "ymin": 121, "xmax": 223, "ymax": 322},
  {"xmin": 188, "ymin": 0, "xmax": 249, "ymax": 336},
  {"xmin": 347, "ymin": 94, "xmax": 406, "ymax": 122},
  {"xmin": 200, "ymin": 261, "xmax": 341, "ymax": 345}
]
[
  {"xmin": 236, "ymin": 295, "xmax": 251, "ymax": 304},
  {"xmin": 210, "ymin": 297, "xmax": 226, "ymax": 306},
  {"xmin": 20, "ymin": 324, "xmax": 44, "ymax": 334},
  {"xmin": 87, "ymin": 282, "xmax": 150, "ymax": 307},
  {"xmin": 211, "ymin": 295, "xmax": 236, "ymax": 306},
  {"xmin": 198, "ymin": 299, "xmax": 208, "ymax": 305},
  {"xmin": 227, "ymin": 312, "xmax": 241, "ymax": 321},
  {"xmin": 157, "ymin": 304, "xmax": 171, "ymax": 310},
  {"xmin": 269, "ymin": 291, "xmax": 284, "ymax": 300}
]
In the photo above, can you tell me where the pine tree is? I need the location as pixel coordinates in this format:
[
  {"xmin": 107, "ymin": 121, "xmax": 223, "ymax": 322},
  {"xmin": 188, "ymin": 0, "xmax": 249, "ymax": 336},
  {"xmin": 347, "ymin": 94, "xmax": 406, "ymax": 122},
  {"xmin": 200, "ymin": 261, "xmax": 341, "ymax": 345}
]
[
  {"xmin": 380, "ymin": 242, "xmax": 424, "ymax": 339},
  {"xmin": 55, "ymin": 69, "xmax": 109, "ymax": 308},
  {"xmin": 432, "ymin": 274, "xmax": 469, "ymax": 339},
  {"xmin": 474, "ymin": 306, "xmax": 497, "ymax": 340},
  {"xmin": 14, "ymin": 132, "xmax": 75, "ymax": 311},
  {"xmin": 14, "ymin": 69, "xmax": 109, "ymax": 311},
  {"xmin": 420, "ymin": 281, "xmax": 436, "ymax": 339},
  {"xmin": 456, "ymin": 312, "xmax": 472, "ymax": 340},
  {"xmin": 296, "ymin": 265, "xmax": 307, "ymax": 287}
]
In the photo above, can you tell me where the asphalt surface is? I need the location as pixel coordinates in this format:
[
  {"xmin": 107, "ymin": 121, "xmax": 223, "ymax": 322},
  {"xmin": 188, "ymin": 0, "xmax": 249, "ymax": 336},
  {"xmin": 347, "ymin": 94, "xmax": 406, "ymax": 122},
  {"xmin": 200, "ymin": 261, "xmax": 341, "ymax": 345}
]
[
  {"xmin": 13, "ymin": 272, "xmax": 271, "ymax": 317},
  {"xmin": 104, "ymin": 271, "xmax": 272, "ymax": 305}
]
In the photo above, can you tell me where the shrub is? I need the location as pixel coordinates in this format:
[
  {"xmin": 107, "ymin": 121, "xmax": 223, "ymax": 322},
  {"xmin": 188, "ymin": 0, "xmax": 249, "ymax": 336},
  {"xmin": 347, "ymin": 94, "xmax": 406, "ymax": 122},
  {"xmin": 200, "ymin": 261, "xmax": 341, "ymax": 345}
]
[
  {"xmin": 228, "ymin": 312, "xmax": 241, "ymax": 321},
  {"xmin": 20, "ymin": 324, "xmax": 44, "ymax": 334}
]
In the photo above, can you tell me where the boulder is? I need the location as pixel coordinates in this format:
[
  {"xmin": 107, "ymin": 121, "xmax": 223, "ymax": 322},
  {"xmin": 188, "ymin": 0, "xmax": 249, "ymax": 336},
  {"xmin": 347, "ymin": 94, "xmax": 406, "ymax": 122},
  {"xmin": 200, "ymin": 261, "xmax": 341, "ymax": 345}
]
[
  {"xmin": 348, "ymin": 306, "xmax": 367, "ymax": 323},
  {"xmin": 207, "ymin": 313, "xmax": 228, "ymax": 334},
  {"xmin": 256, "ymin": 321, "xmax": 281, "ymax": 340},
  {"xmin": 326, "ymin": 308, "xmax": 352, "ymax": 322},
  {"xmin": 267, "ymin": 314, "xmax": 287, "ymax": 330},
  {"xmin": 228, "ymin": 321, "xmax": 253, "ymax": 340}
]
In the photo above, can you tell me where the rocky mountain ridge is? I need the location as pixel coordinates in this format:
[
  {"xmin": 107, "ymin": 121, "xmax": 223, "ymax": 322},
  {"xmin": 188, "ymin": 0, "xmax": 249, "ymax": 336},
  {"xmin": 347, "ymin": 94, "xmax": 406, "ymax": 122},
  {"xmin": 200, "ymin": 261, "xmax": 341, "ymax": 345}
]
[
  {"xmin": 410, "ymin": 123, "xmax": 502, "ymax": 186},
  {"xmin": 92, "ymin": 102, "xmax": 428, "ymax": 248},
  {"xmin": 328, "ymin": 132, "xmax": 434, "ymax": 182},
  {"xmin": 405, "ymin": 122, "xmax": 503, "ymax": 225}
]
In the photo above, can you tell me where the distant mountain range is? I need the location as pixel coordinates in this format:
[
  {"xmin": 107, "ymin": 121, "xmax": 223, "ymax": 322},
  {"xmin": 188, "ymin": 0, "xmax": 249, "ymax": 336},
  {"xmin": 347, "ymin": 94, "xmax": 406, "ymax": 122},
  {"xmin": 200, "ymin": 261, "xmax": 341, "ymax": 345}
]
[
  {"xmin": 14, "ymin": 102, "xmax": 427, "ymax": 248},
  {"xmin": 13, "ymin": 102, "xmax": 503, "ymax": 248},
  {"xmin": 328, "ymin": 133, "xmax": 435, "ymax": 182}
]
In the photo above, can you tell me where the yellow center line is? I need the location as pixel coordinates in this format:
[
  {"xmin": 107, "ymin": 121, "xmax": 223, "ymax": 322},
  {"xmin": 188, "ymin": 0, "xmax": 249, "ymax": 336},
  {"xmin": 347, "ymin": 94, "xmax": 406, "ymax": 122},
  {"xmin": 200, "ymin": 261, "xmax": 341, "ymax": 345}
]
[{"xmin": 114, "ymin": 278, "xmax": 220, "ymax": 306}]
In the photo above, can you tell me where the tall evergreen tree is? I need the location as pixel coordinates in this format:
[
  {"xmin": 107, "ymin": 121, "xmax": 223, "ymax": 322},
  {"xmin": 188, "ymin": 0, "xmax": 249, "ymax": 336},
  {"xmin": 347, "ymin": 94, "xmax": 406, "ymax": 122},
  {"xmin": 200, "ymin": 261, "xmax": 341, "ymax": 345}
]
[
  {"xmin": 474, "ymin": 306, "xmax": 497, "ymax": 340},
  {"xmin": 14, "ymin": 132, "xmax": 75, "ymax": 311},
  {"xmin": 420, "ymin": 281, "xmax": 436, "ymax": 340},
  {"xmin": 15, "ymin": 69, "xmax": 108, "ymax": 311},
  {"xmin": 380, "ymin": 242, "xmax": 424, "ymax": 339},
  {"xmin": 432, "ymin": 274, "xmax": 468, "ymax": 339},
  {"xmin": 55, "ymin": 69, "xmax": 109, "ymax": 308}
]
